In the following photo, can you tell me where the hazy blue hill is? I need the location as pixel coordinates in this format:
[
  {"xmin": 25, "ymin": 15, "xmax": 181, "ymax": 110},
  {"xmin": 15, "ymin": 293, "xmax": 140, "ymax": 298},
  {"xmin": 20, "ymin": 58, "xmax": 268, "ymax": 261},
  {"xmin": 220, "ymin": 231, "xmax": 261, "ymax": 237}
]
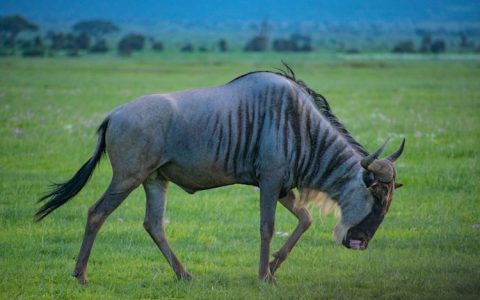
[{"xmin": 1, "ymin": 0, "xmax": 479, "ymax": 23}]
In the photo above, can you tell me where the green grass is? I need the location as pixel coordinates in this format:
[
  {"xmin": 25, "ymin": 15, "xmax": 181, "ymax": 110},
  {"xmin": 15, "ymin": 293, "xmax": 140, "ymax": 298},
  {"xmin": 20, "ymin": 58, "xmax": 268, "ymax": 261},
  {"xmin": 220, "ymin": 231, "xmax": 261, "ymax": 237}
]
[{"xmin": 1, "ymin": 53, "xmax": 479, "ymax": 299}]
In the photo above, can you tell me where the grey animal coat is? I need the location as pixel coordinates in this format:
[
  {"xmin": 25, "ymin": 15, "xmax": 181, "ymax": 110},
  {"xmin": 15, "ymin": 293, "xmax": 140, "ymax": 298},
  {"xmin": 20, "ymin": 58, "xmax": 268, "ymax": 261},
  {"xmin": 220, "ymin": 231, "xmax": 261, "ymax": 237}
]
[
  {"xmin": 37, "ymin": 69, "xmax": 404, "ymax": 284},
  {"xmin": 107, "ymin": 72, "xmax": 364, "ymax": 197}
]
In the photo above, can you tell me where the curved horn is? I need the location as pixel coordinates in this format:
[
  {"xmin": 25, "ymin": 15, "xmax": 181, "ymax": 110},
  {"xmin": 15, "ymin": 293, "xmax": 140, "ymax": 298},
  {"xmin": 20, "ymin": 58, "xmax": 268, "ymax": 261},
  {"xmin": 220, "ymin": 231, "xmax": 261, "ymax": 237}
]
[
  {"xmin": 386, "ymin": 138, "xmax": 405, "ymax": 162},
  {"xmin": 360, "ymin": 138, "xmax": 390, "ymax": 169}
]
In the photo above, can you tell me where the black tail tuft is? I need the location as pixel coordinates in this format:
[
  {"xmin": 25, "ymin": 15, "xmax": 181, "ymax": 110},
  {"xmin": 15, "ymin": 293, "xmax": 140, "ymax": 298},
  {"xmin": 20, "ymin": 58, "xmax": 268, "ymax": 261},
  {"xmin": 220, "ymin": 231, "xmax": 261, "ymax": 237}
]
[{"xmin": 35, "ymin": 118, "xmax": 109, "ymax": 221}]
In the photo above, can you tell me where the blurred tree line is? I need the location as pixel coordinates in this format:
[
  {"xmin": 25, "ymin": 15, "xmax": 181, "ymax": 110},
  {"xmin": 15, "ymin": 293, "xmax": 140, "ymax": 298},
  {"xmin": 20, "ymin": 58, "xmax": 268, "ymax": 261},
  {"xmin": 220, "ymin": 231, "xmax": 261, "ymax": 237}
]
[
  {"xmin": 1, "ymin": 15, "xmax": 479, "ymax": 57},
  {"xmin": 392, "ymin": 35, "xmax": 446, "ymax": 54}
]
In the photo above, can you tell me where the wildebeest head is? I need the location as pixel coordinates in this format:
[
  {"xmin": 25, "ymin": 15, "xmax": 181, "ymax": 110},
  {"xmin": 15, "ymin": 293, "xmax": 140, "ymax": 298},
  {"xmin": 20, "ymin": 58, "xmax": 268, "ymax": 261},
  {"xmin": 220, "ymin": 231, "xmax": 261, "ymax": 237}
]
[{"xmin": 343, "ymin": 138, "xmax": 405, "ymax": 250}]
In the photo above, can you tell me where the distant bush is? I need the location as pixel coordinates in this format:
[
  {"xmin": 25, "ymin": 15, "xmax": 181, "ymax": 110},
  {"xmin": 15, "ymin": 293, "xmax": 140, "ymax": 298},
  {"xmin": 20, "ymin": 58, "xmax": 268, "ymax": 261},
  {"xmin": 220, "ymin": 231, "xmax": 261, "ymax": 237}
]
[
  {"xmin": 118, "ymin": 33, "xmax": 145, "ymax": 55},
  {"xmin": 21, "ymin": 49, "xmax": 44, "ymax": 57},
  {"xmin": 218, "ymin": 39, "xmax": 228, "ymax": 52},
  {"xmin": 392, "ymin": 40, "xmax": 415, "ymax": 53},
  {"xmin": 0, "ymin": 15, "xmax": 38, "ymax": 47},
  {"xmin": 0, "ymin": 49, "xmax": 13, "ymax": 56},
  {"xmin": 2, "ymin": 35, "xmax": 15, "ymax": 48},
  {"xmin": 181, "ymin": 43, "xmax": 194, "ymax": 52},
  {"xmin": 290, "ymin": 34, "xmax": 313, "ymax": 52},
  {"xmin": 430, "ymin": 39, "xmax": 446, "ymax": 53},
  {"xmin": 89, "ymin": 39, "xmax": 109, "ymax": 53},
  {"xmin": 272, "ymin": 38, "xmax": 296, "ymax": 52},
  {"xmin": 152, "ymin": 41, "xmax": 164, "ymax": 52},
  {"xmin": 75, "ymin": 32, "xmax": 90, "ymax": 50},
  {"xmin": 22, "ymin": 44, "xmax": 44, "ymax": 57},
  {"xmin": 419, "ymin": 34, "xmax": 432, "ymax": 53},
  {"xmin": 17, "ymin": 38, "xmax": 30, "ymax": 50},
  {"xmin": 67, "ymin": 49, "xmax": 80, "ymax": 57},
  {"xmin": 21, "ymin": 36, "xmax": 44, "ymax": 57},
  {"xmin": 45, "ymin": 31, "xmax": 91, "ymax": 53},
  {"xmin": 345, "ymin": 48, "xmax": 361, "ymax": 54},
  {"xmin": 458, "ymin": 32, "xmax": 474, "ymax": 51},
  {"xmin": 272, "ymin": 34, "xmax": 313, "ymax": 52},
  {"xmin": 46, "ymin": 31, "xmax": 64, "ymax": 50},
  {"xmin": 71, "ymin": 19, "xmax": 117, "ymax": 55},
  {"xmin": 63, "ymin": 33, "xmax": 79, "ymax": 51},
  {"xmin": 244, "ymin": 35, "xmax": 268, "ymax": 52},
  {"xmin": 419, "ymin": 35, "xmax": 446, "ymax": 54}
]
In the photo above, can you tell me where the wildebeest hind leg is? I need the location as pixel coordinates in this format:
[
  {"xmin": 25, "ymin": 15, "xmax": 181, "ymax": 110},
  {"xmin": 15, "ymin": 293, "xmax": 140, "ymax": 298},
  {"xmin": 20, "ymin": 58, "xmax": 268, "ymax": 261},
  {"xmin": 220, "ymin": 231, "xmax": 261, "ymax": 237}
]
[
  {"xmin": 143, "ymin": 175, "xmax": 192, "ymax": 280},
  {"xmin": 269, "ymin": 191, "xmax": 312, "ymax": 275},
  {"xmin": 72, "ymin": 177, "xmax": 140, "ymax": 284}
]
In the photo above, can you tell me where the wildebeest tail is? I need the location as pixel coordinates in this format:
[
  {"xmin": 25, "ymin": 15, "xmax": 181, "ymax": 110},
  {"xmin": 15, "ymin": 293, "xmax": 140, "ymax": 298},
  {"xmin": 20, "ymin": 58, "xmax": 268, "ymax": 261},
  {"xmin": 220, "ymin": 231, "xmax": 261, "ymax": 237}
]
[{"xmin": 35, "ymin": 118, "xmax": 109, "ymax": 221}]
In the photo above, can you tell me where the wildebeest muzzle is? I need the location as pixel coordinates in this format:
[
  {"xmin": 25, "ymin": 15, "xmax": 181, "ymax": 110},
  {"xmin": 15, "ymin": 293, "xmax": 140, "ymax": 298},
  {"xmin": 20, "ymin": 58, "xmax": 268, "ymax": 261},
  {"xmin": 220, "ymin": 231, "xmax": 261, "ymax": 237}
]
[{"xmin": 343, "ymin": 204, "xmax": 385, "ymax": 250}]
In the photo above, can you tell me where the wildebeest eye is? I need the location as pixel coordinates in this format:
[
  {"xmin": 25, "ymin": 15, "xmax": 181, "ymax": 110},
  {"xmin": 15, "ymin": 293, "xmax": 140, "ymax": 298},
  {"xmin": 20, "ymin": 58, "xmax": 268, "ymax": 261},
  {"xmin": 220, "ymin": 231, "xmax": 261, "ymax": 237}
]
[{"xmin": 362, "ymin": 171, "xmax": 375, "ymax": 188}]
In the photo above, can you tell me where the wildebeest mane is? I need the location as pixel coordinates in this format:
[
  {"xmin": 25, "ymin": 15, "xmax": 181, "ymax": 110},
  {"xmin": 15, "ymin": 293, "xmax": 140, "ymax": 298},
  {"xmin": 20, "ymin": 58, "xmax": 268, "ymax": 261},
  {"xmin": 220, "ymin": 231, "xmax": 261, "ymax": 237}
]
[{"xmin": 229, "ymin": 63, "xmax": 369, "ymax": 157}]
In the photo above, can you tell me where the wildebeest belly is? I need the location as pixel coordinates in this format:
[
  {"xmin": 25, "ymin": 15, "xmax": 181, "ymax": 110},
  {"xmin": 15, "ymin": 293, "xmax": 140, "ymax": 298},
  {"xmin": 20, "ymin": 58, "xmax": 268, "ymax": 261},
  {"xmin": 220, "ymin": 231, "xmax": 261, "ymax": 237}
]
[{"xmin": 157, "ymin": 160, "xmax": 256, "ymax": 193}]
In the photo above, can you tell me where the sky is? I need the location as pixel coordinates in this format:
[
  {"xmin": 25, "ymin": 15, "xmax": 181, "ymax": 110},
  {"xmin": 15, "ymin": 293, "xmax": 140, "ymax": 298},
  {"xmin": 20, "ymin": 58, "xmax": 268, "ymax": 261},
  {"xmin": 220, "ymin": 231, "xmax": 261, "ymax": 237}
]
[{"xmin": 1, "ymin": 0, "xmax": 479, "ymax": 24}]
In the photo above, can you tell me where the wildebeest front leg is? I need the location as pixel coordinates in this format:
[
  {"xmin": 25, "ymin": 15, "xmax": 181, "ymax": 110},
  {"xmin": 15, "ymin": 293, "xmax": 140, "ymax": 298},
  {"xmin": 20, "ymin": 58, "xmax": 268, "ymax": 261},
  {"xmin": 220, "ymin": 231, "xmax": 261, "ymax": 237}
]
[
  {"xmin": 269, "ymin": 191, "xmax": 312, "ymax": 275},
  {"xmin": 143, "ymin": 177, "xmax": 192, "ymax": 280},
  {"xmin": 258, "ymin": 180, "xmax": 280, "ymax": 283}
]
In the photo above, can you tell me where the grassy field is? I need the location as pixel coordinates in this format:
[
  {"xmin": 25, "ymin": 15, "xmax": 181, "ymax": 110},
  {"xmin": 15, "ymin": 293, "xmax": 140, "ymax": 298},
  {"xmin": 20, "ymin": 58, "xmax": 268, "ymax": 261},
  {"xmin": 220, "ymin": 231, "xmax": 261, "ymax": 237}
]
[{"xmin": 0, "ymin": 53, "xmax": 479, "ymax": 299}]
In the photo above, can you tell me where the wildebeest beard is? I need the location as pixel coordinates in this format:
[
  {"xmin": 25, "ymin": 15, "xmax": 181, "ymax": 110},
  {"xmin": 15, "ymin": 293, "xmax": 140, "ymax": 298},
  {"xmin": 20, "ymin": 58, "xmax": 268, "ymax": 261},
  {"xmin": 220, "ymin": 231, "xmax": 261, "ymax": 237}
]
[{"xmin": 343, "ymin": 181, "xmax": 394, "ymax": 250}]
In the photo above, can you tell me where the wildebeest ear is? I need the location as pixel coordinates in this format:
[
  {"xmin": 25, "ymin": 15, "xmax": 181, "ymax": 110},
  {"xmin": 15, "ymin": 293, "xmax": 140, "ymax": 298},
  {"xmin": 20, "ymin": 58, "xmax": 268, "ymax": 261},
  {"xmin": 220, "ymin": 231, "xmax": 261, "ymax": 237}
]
[
  {"xmin": 394, "ymin": 182, "xmax": 403, "ymax": 189},
  {"xmin": 362, "ymin": 171, "xmax": 375, "ymax": 188}
]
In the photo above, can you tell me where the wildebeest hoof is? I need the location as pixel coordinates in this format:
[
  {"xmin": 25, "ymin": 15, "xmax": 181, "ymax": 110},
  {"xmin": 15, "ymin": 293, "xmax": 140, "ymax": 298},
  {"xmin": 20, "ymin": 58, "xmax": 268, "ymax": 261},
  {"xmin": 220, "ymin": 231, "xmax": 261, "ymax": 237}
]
[
  {"xmin": 269, "ymin": 251, "xmax": 286, "ymax": 275},
  {"xmin": 177, "ymin": 271, "xmax": 192, "ymax": 281},
  {"xmin": 72, "ymin": 271, "xmax": 88, "ymax": 285},
  {"xmin": 260, "ymin": 273, "xmax": 277, "ymax": 285},
  {"xmin": 269, "ymin": 257, "xmax": 281, "ymax": 275}
]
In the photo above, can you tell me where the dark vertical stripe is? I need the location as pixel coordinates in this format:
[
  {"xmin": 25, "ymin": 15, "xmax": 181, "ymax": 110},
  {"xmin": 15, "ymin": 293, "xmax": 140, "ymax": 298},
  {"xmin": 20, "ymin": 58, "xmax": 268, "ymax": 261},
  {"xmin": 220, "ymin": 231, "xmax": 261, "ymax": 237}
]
[
  {"xmin": 252, "ymin": 96, "xmax": 266, "ymax": 159},
  {"xmin": 232, "ymin": 102, "xmax": 244, "ymax": 174},
  {"xmin": 297, "ymin": 110, "xmax": 314, "ymax": 179},
  {"xmin": 296, "ymin": 150, "xmax": 308, "ymax": 183},
  {"xmin": 314, "ymin": 125, "xmax": 331, "ymax": 167},
  {"xmin": 223, "ymin": 111, "xmax": 232, "ymax": 171},
  {"xmin": 322, "ymin": 132, "xmax": 338, "ymax": 157},
  {"xmin": 322, "ymin": 149, "xmax": 351, "ymax": 182},
  {"xmin": 303, "ymin": 124, "xmax": 324, "ymax": 183},
  {"xmin": 291, "ymin": 95, "xmax": 303, "ymax": 172},
  {"xmin": 213, "ymin": 114, "xmax": 222, "ymax": 161},
  {"xmin": 327, "ymin": 160, "xmax": 357, "ymax": 191},
  {"xmin": 314, "ymin": 133, "xmax": 339, "ymax": 183},
  {"xmin": 305, "ymin": 110, "xmax": 313, "ymax": 145},
  {"xmin": 274, "ymin": 88, "xmax": 283, "ymax": 132},
  {"xmin": 282, "ymin": 98, "xmax": 289, "ymax": 157},
  {"xmin": 242, "ymin": 100, "xmax": 254, "ymax": 162}
]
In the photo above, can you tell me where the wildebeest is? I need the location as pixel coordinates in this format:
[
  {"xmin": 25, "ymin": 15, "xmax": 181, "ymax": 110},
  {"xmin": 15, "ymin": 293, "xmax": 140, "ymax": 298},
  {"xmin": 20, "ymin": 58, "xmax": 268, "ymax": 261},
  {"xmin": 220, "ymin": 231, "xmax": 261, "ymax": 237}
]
[{"xmin": 36, "ymin": 66, "xmax": 405, "ymax": 284}]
